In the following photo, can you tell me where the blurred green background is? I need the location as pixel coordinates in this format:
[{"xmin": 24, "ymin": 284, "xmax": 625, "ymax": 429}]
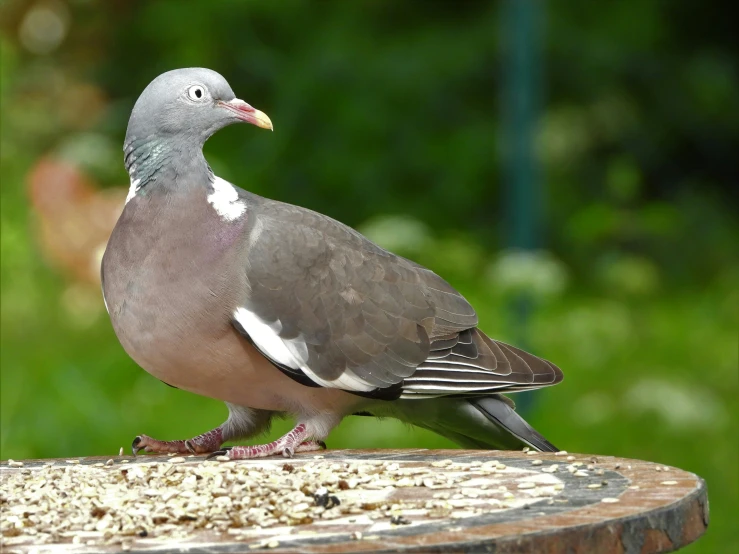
[{"xmin": 1, "ymin": 1, "xmax": 737, "ymax": 551}]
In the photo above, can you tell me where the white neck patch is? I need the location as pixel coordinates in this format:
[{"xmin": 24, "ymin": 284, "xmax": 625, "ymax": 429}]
[
  {"xmin": 125, "ymin": 178, "xmax": 141, "ymax": 204},
  {"xmin": 208, "ymin": 176, "xmax": 247, "ymax": 221}
]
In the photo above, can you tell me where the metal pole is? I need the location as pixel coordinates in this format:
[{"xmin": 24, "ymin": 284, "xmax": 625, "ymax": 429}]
[{"xmin": 501, "ymin": 0, "xmax": 544, "ymax": 414}]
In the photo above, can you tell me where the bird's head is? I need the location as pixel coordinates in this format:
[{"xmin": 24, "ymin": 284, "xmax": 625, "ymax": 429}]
[{"xmin": 125, "ymin": 68, "xmax": 272, "ymax": 148}]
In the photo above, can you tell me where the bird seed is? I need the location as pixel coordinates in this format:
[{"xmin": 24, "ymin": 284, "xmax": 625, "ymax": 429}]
[{"xmin": 1, "ymin": 456, "xmax": 566, "ymax": 548}]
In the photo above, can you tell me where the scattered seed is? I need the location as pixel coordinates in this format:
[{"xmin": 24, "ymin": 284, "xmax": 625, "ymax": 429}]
[
  {"xmin": 661, "ymin": 481, "xmax": 678, "ymax": 486},
  {"xmin": 119, "ymin": 447, "xmax": 124, "ymax": 456},
  {"xmin": 0, "ymin": 455, "xmax": 566, "ymax": 545},
  {"xmin": 313, "ymin": 488, "xmax": 340, "ymax": 509},
  {"xmin": 531, "ymin": 460, "xmax": 542, "ymax": 466},
  {"xmin": 390, "ymin": 515, "xmax": 410, "ymax": 525},
  {"xmin": 7, "ymin": 460, "xmax": 23, "ymax": 467},
  {"xmin": 566, "ymin": 456, "xmax": 576, "ymax": 462},
  {"xmin": 555, "ymin": 451, "xmax": 568, "ymax": 456},
  {"xmin": 517, "ymin": 482, "xmax": 536, "ymax": 489},
  {"xmin": 601, "ymin": 497, "xmax": 620, "ymax": 503}
]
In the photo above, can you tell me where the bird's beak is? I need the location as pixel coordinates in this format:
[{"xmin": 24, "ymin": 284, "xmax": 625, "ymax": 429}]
[{"xmin": 218, "ymin": 99, "xmax": 273, "ymax": 131}]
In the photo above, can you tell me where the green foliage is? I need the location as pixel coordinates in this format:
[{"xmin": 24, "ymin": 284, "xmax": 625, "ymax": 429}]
[{"xmin": 1, "ymin": 1, "xmax": 737, "ymax": 552}]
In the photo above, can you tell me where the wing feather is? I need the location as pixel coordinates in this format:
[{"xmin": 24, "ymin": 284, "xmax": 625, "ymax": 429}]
[
  {"xmin": 233, "ymin": 194, "xmax": 561, "ymax": 398},
  {"xmin": 401, "ymin": 329, "xmax": 562, "ymax": 398}
]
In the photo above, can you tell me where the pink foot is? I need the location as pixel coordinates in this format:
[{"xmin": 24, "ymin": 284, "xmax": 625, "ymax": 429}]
[
  {"xmin": 132, "ymin": 427, "xmax": 224, "ymax": 456},
  {"xmin": 294, "ymin": 440, "xmax": 327, "ymax": 454},
  {"xmin": 208, "ymin": 424, "xmax": 321, "ymax": 460}
]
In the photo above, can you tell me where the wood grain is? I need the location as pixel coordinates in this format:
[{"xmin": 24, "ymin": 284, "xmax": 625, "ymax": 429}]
[{"xmin": 0, "ymin": 449, "xmax": 708, "ymax": 553}]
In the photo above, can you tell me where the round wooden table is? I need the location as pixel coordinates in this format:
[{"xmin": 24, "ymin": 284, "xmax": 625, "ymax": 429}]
[{"xmin": 0, "ymin": 449, "xmax": 707, "ymax": 553}]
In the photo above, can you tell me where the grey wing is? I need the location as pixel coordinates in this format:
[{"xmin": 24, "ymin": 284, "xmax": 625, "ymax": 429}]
[{"xmin": 233, "ymin": 199, "xmax": 561, "ymax": 398}]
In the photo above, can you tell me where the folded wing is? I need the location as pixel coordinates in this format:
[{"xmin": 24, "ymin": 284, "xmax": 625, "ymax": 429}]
[{"xmin": 233, "ymin": 196, "xmax": 562, "ymax": 399}]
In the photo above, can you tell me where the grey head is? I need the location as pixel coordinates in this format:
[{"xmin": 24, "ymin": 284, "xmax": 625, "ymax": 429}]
[{"xmin": 124, "ymin": 68, "xmax": 272, "ymax": 187}]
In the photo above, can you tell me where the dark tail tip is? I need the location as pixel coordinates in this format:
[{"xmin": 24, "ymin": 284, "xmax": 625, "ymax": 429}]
[{"xmin": 470, "ymin": 395, "xmax": 559, "ymax": 452}]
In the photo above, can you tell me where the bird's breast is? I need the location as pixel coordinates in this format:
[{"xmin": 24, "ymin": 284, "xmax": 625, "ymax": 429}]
[{"xmin": 101, "ymin": 192, "xmax": 252, "ymax": 397}]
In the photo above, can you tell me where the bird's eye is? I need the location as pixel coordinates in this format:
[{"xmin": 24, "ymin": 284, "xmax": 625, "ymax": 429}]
[{"xmin": 186, "ymin": 85, "xmax": 206, "ymax": 101}]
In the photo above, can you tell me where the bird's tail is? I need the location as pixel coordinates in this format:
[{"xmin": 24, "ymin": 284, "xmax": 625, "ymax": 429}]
[
  {"xmin": 468, "ymin": 395, "xmax": 558, "ymax": 452},
  {"xmin": 392, "ymin": 394, "xmax": 558, "ymax": 452}
]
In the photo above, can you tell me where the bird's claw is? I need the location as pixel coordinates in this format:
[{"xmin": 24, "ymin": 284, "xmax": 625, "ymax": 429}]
[
  {"xmin": 132, "ymin": 436, "xmax": 143, "ymax": 457},
  {"xmin": 206, "ymin": 447, "xmax": 232, "ymax": 460}
]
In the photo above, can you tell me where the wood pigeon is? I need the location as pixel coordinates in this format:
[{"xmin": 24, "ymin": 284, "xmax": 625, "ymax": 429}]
[{"xmin": 102, "ymin": 68, "xmax": 563, "ymax": 459}]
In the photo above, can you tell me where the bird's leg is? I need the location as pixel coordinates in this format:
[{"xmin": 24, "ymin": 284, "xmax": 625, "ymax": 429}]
[
  {"xmin": 210, "ymin": 420, "xmax": 330, "ymax": 460},
  {"xmin": 211, "ymin": 423, "xmax": 308, "ymax": 459},
  {"xmin": 132, "ymin": 404, "xmax": 273, "ymax": 456},
  {"xmin": 205, "ymin": 437, "xmax": 326, "ymax": 460},
  {"xmin": 132, "ymin": 427, "xmax": 223, "ymax": 456}
]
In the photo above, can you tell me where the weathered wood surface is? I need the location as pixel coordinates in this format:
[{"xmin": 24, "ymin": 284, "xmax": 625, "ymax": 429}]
[{"xmin": 1, "ymin": 449, "xmax": 707, "ymax": 553}]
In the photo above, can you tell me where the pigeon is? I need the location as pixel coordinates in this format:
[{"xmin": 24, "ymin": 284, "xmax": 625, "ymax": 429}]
[{"xmin": 102, "ymin": 68, "xmax": 563, "ymax": 459}]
